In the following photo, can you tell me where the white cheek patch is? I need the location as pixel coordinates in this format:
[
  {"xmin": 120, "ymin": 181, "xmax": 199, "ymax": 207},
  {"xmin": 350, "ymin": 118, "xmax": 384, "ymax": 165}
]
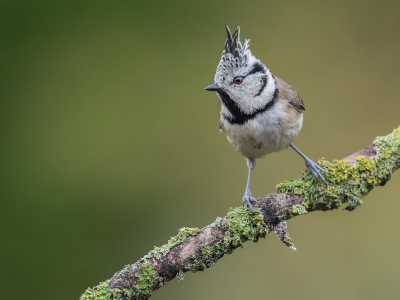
[
  {"xmin": 234, "ymin": 68, "xmax": 276, "ymax": 115},
  {"xmin": 263, "ymin": 68, "xmax": 276, "ymax": 101}
]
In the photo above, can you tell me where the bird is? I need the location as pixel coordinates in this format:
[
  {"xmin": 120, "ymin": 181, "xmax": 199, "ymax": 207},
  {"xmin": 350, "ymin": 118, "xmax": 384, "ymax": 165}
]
[{"xmin": 204, "ymin": 25, "xmax": 327, "ymax": 211}]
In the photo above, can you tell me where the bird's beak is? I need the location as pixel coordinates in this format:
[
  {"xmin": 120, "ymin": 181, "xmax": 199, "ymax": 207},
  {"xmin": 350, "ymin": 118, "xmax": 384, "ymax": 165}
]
[{"xmin": 204, "ymin": 83, "xmax": 223, "ymax": 92}]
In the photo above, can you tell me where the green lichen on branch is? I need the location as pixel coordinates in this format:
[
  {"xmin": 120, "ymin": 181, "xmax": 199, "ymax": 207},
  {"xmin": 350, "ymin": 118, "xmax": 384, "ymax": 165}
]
[
  {"xmin": 278, "ymin": 127, "xmax": 400, "ymax": 213},
  {"xmin": 185, "ymin": 206, "xmax": 271, "ymax": 273},
  {"xmin": 142, "ymin": 226, "xmax": 200, "ymax": 260},
  {"xmin": 80, "ymin": 281, "xmax": 112, "ymax": 300},
  {"xmin": 185, "ymin": 242, "xmax": 228, "ymax": 272},
  {"xmin": 224, "ymin": 206, "xmax": 271, "ymax": 247},
  {"xmin": 289, "ymin": 204, "xmax": 308, "ymax": 217},
  {"xmin": 134, "ymin": 262, "xmax": 159, "ymax": 295},
  {"xmin": 213, "ymin": 216, "xmax": 223, "ymax": 227},
  {"xmin": 176, "ymin": 270, "xmax": 185, "ymax": 281},
  {"xmin": 80, "ymin": 280, "xmax": 132, "ymax": 300},
  {"xmin": 82, "ymin": 227, "xmax": 200, "ymax": 300},
  {"xmin": 81, "ymin": 262, "xmax": 160, "ymax": 300}
]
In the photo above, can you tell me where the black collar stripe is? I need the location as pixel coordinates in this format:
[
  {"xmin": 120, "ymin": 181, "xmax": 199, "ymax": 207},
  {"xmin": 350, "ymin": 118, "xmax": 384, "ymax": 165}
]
[{"xmin": 218, "ymin": 87, "xmax": 278, "ymax": 125}]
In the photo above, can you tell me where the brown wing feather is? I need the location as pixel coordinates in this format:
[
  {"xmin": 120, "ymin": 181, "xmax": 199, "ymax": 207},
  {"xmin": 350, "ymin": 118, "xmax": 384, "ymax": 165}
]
[{"xmin": 274, "ymin": 76, "xmax": 305, "ymax": 111}]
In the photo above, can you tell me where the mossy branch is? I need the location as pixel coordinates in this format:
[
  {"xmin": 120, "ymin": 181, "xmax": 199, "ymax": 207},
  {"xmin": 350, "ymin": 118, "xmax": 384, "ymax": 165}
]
[{"xmin": 80, "ymin": 127, "xmax": 400, "ymax": 300}]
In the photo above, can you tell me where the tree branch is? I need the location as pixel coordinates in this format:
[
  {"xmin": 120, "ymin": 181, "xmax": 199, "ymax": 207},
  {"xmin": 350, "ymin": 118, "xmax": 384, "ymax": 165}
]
[{"xmin": 80, "ymin": 127, "xmax": 400, "ymax": 300}]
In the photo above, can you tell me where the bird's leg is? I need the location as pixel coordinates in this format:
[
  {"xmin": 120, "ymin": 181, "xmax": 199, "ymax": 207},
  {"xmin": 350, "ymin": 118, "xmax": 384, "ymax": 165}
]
[
  {"xmin": 243, "ymin": 158, "xmax": 258, "ymax": 211},
  {"xmin": 290, "ymin": 143, "xmax": 328, "ymax": 184}
]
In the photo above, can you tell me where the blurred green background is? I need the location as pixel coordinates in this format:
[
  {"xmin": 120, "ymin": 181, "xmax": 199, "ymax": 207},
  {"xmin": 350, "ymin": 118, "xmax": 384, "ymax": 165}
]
[{"xmin": 1, "ymin": 1, "xmax": 400, "ymax": 299}]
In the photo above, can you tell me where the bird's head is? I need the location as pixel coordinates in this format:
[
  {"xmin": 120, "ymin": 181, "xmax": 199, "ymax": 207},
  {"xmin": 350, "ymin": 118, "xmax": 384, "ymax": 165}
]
[{"xmin": 205, "ymin": 26, "xmax": 276, "ymax": 117}]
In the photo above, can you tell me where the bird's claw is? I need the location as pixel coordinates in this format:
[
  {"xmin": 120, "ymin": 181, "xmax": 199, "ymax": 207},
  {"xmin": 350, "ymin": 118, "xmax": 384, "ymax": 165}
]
[
  {"xmin": 304, "ymin": 157, "xmax": 328, "ymax": 185},
  {"xmin": 243, "ymin": 191, "xmax": 258, "ymax": 212}
]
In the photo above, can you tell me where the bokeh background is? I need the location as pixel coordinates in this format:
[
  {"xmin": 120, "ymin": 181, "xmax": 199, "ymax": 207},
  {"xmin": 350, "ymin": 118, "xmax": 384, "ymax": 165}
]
[{"xmin": 1, "ymin": 1, "xmax": 400, "ymax": 299}]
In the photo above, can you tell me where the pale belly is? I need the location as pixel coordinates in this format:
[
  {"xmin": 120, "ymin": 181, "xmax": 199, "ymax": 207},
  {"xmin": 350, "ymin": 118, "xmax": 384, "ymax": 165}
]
[{"xmin": 221, "ymin": 107, "xmax": 303, "ymax": 159}]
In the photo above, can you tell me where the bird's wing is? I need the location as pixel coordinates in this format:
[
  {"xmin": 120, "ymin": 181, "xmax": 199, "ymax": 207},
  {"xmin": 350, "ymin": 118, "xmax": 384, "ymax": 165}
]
[{"xmin": 274, "ymin": 76, "xmax": 305, "ymax": 111}]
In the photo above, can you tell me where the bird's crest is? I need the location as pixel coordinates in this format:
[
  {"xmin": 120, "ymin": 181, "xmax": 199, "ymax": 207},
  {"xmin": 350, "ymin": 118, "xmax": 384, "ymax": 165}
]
[
  {"xmin": 223, "ymin": 25, "xmax": 250, "ymax": 57},
  {"xmin": 216, "ymin": 25, "xmax": 253, "ymax": 75}
]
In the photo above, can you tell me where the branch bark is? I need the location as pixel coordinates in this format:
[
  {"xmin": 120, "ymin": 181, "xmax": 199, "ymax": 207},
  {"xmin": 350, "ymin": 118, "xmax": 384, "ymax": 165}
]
[{"xmin": 80, "ymin": 127, "xmax": 400, "ymax": 300}]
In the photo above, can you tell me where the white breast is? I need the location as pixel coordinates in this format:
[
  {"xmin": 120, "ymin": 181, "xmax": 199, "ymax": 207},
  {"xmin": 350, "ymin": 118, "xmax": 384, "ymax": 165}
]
[{"xmin": 221, "ymin": 100, "xmax": 303, "ymax": 159}]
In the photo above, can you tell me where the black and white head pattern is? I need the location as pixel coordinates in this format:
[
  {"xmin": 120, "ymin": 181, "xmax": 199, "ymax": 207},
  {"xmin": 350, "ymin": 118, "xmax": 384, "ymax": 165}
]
[{"xmin": 213, "ymin": 26, "xmax": 277, "ymax": 125}]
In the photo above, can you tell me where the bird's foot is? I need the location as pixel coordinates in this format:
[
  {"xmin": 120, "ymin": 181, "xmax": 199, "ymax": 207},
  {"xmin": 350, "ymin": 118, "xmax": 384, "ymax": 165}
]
[
  {"xmin": 242, "ymin": 190, "xmax": 258, "ymax": 212},
  {"xmin": 304, "ymin": 157, "xmax": 328, "ymax": 184}
]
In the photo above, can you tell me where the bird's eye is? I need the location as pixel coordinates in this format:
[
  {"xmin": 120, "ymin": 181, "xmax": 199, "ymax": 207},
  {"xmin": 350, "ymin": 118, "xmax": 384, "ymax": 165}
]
[{"xmin": 233, "ymin": 76, "xmax": 244, "ymax": 84}]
